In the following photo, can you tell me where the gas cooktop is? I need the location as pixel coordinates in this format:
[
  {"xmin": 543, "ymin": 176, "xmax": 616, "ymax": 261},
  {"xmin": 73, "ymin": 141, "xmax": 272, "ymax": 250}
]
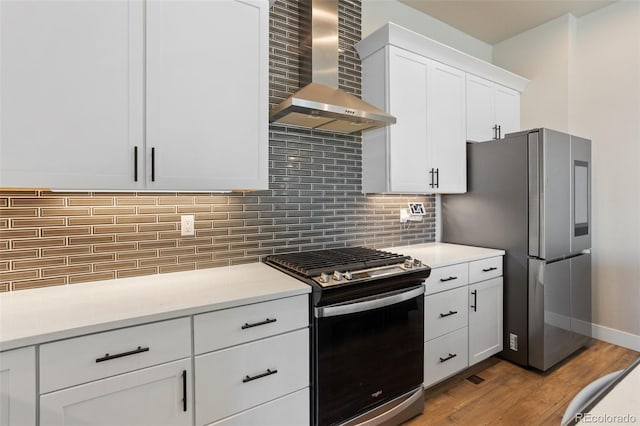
[{"xmin": 265, "ymin": 247, "xmax": 429, "ymax": 288}]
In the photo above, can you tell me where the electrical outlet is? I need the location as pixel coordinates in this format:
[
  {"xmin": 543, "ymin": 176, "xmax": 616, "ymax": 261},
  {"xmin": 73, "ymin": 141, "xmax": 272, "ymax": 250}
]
[
  {"xmin": 509, "ymin": 333, "xmax": 518, "ymax": 351},
  {"xmin": 400, "ymin": 208, "xmax": 411, "ymax": 223},
  {"xmin": 181, "ymin": 215, "xmax": 195, "ymax": 237}
]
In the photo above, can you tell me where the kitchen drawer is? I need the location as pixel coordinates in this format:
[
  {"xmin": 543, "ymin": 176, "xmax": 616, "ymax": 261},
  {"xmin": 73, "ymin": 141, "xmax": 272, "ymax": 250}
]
[
  {"xmin": 194, "ymin": 295, "xmax": 308, "ymax": 355},
  {"xmin": 424, "ymin": 263, "xmax": 469, "ymax": 295},
  {"xmin": 425, "ymin": 286, "xmax": 468, "ymax": 340},
  {"xmin": 206, "ymin": 388, "xmax": 309, "ymax": 426},
  {"xmin": 40, "ymin": 317, "xmax": 190, "ymax": 394},
  {"xmin": 469, "ymin": 256, "xmax": 503, "ymax": 283},
  {"xmin": 424, "ymin": 327, "xmax": 468, "ymax": 388},
  {"xmin": 195, "ymin": 328, "xmax": 309, "ymax": 426}
]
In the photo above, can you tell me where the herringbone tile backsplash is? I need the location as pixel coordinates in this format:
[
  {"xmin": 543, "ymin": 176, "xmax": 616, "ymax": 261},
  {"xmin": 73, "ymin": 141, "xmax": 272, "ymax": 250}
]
[{"xmin": 0, "ymin": 0, "xmax": 435, "ymax": 292}]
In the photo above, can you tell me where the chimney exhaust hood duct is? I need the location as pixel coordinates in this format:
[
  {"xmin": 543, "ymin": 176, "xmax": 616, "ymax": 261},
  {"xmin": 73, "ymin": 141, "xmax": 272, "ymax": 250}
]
[{"xmin": 269, "ymin": 0, "xmax": 396, "ymax": 134}]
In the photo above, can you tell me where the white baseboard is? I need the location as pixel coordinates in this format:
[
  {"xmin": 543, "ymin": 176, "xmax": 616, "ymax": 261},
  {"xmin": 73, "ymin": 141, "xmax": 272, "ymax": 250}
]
[{"xmin": 592, "ymin": 323, "xmax": 640, "ymax": 351}]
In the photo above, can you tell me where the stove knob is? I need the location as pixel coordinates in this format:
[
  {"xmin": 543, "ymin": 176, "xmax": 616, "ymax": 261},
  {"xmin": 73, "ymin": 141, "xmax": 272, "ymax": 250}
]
[
  {"xmin": 344, "ymin": 271, "xmax": 353, "ymax": 280},
  {"xmin": 320, "ymin": 272, "xmax": 330, "ymax": 283},
  {"xmin": 333, "ymin": 271, "xmax": 343, "ymax": 281},
  {"xmin": 404, "ymin": 259, "xmax": 414, "ymax": 269},
  {"xmin": 413, "ymin": 258, "xmax": 422, "ymax": 267}
]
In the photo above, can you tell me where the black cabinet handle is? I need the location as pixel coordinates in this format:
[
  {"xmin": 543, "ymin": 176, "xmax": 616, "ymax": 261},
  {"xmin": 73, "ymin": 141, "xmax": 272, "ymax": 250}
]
[
  {"xmin": 134, "ymin": 146, "xmax": 138, "ymax": 182},
  {"xmin": 242, "ymin": 368, "xmax": 278, "ymax": 383},
  {"xmin": 241, "ymin": 318, "xmax": 277, "ymax": 330},
  {"xmin": 493, "ymin": 124, "xmax": 498, "ymax": 140},
  {"xmin": 429, "ymin": 168, "xmax": 434, "ymax": 188},
  {"xmin": 439, "ymin": 353, "xmax": 457, "ymax": 363},
  {"xmin": 95, "ymin": 346, "xmax": 149, "ymax": 363},
  {"xmin": 482, "ymin": 267, "xmax": 498, "ymax": 272},
  {"xmin": 435, "ymin": 168, "xmax": 439, "ymax": 188},
  {"xmin": 498, "ymin": 125, "xmax": 502, "ymax": 139},
  {"xmin": 182, "ymin": 370, "xmax": 187, "ymax": 412},
  {"xmin": 151, "ymin": 147, "xmax": 156, "ymax": 182},
  {"xmin": 439, "ymin": 310, "xmax": 458, "ymax": 318},
  {"xmin": 471, "ymin": 290, "xmax": 477, "ymax": 312},
  {"xmin": 440, "ymin": 276, "xmax": 458, "ymax": 282}
]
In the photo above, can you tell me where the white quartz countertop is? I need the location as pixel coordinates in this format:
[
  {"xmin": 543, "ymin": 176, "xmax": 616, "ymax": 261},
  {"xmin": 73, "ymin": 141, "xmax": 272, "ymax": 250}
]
[
  {"xmin": 0, "ymin": 263, "xmax": 310, "ymax": 351},
  {"xmin": 382, "ymin": 242, "xmax": 505, "ymax": 268}
]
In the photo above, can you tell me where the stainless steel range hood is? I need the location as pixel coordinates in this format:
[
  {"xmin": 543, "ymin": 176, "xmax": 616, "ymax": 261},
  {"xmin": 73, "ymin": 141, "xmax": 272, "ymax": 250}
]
[{"xmin": 269, "ymin": 0, "xmax": 396, "ymax": 134}]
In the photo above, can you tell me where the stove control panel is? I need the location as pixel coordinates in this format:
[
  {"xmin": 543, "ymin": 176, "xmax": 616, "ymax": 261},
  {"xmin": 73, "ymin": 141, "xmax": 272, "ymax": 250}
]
[{"xmin": 312, "ymin": 259, "xmax": 429, "ymax": 287}]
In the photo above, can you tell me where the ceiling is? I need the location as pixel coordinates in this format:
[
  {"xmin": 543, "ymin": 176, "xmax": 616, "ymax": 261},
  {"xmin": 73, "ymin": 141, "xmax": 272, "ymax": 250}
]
[{"xmin": 398, "ymin": 0, "xmax": 617, "ymax": 44}]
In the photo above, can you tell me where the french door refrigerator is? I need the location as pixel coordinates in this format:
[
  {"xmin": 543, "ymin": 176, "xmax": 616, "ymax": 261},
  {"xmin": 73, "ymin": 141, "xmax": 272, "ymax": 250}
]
[{"xmin": 443, "ymin": 128, "xmax": 592, "ymax": 371}]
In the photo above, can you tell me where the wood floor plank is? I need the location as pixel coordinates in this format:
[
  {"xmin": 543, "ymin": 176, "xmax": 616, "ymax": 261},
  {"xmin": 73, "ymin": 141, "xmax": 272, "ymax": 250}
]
[{"xmin": 405, "ymin": 340, "xmax": 639, "ymax": 426}]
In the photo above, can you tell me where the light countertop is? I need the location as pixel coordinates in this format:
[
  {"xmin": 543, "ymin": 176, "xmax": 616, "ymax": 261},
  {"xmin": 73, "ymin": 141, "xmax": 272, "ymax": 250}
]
[
  {"xmin": 580, "ymin": 358, "xmax": 640, "ymax": 424},
  {"xmin": 0, "ymin": 263, "xmax": 310, "ymax": 351},
  {"xmin": 382, "ymin": 242, "xmax": 505, "ymax": 268}
]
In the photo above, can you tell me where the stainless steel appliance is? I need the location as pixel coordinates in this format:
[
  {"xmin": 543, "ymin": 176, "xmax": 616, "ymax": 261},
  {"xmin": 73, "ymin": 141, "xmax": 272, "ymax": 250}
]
[
  {"xmin": 443, "ymin": 128, "xmax": 592, "ymax": 371},
  {"xmin": 265, "ymin": 247, "xmax": 431, "ymax": 426},
  {"xmin": 269, "ymin": 0, "xmax": 396, "ymax": 134}
]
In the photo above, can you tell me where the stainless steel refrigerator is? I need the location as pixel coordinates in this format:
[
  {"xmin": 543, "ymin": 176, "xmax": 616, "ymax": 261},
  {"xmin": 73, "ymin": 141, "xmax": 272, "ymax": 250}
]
[{"xmin": 443, "ymin": 128, "xmax": 592, "ymax": 371}]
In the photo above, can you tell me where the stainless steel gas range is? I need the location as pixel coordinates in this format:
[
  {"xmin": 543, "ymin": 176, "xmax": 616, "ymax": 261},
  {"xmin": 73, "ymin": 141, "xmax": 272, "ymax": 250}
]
[{"xmin": 265, "ymin": 247, "xmax": 431, "ymax": 426}]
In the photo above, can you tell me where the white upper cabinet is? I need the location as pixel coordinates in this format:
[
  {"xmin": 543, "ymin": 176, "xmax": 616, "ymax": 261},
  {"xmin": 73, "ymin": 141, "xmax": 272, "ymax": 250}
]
[
  {"xmin": 356, "ymin": 23, "xmax": 528, "ymax": 194},
  {"xmin": 386, "ymin": 47, "xmax": 430, "ymax": 193},
  {"xmin": 0, "ymin": 0, "xmax": 268, "ymax": 191},
  {"xmin": 0, "ymin": 1, "xmax": 144, "ymax": 190},
  {"xmin": 427, "ymin": 61, "xmax": 467, "ymax": 193},
  {"xmin": 467, "ymin": 74, "xmax": 521, "ymax": 142},
  {"xmin": 146, "ymin": 0, "xmax": 268, "ymax": 191},
  {"xmin": 358, "ymin": 46, "xmax": 465, "ymax": 194}
]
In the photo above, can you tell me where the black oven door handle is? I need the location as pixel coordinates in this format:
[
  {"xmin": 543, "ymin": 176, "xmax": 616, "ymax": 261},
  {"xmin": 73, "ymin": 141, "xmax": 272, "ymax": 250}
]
[{"xmin": 314, "ymin": 286, "xmax": 425, "ymax": 318}]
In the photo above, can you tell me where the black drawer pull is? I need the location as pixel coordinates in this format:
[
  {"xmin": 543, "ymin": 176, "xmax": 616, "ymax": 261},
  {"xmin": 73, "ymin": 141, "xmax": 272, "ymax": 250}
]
[
  {"xmin": 482, "ymin": 267, "xmax": 498, "ymax": 272},
  {"xmin": 241, "ymin": 318, "xmax": 277, "ymax": 330},
  {"xmin": 134, "ymin": 146, "xmax": 138, "ymax": 182},
  {"xmin": 96, "ymin": 346, "xmax": 149, "ymax": 363},
  {"xmin": 440, "ymin": 276, "xmax": 458, "ymax": 282},
  {"xmin": 182, "ymin": 370, "xmax": 187, "ymax": 412},
  {"xmin": 439, "ymin": 310, "xmax": 458, "ymax": 318},
  {"xmin": 439, "ymin": 353, "xmax": 457, "ymax": 363},
  {"xmin": 242, "ymin": 368, "xmax": 278, "ymax": 383}
]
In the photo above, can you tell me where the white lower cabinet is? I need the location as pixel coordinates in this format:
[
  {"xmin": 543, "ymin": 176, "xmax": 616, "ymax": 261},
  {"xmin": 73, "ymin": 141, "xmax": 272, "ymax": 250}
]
[
  {"xmin": 194, "ymin": 296, "xmax": 310, "ymax": 426},
  {"xmin": 424, "ymin": 327, "xmax": 469, "ymax": 387},
  {"xmin": 195, "ymin": 328, "xmax": 309, "ymax": 425},
  {"xmin": 206, "ymin": 388, "xmax": 309, "ymax": 426},
  {"xmin": 0, "ymin": 347, "xmax": 36, "ymax": 426},
  {"xmin": 469, "ymin": 277, "xmax": 504, "ymax": 366},
  {"xmin": 424, "ymin": 255, "xmax": 503, "ymax": 388},
  {"xmin": 40, "ymin": 359, "xmax": 191, "ymax": 426}
]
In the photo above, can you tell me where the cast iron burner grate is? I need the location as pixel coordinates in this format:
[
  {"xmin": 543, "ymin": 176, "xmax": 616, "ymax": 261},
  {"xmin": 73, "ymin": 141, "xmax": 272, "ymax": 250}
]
[{"xmin": 265, "ymin": 247, "xmax": 409, "ymax": 277}]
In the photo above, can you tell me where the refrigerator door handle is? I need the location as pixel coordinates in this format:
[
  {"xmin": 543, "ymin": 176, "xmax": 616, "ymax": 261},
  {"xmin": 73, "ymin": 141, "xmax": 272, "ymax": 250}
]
[{"xmin": 528, "ymin": 132, "xmax": 541, "ymax": 257}]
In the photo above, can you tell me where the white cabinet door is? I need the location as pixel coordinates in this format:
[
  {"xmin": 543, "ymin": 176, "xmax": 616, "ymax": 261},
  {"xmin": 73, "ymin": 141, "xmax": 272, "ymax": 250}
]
[
  {"xmin": 494, "ymin": 84, "xmax": 520, "ymax": 137},
  {"xmin": 466, "ymin": 74, "xmax": 495, "ymax": 142},
  {"xmin": 146, "ymin": 0, "xmax": 268, "ymax": 191},
  {"xmin": 468, "ymin": 277, "xmax": 504, "ymax": 366},
  {"xmin": 467, "ymin": 75, "xmax": 521, "ymax": 142},
  {"xmin": 427, "ymin": 61, "xmax": 466, "ymax": 193},
  {"xmin": 40, "ymin": 359, "xmax": 192, "ymax": 426},
  {"xmin": 0, "ymin": 347, "xmax": 36, "ymax": 426},
  {"xmin": 0, "ymin": 0, "xmax": 144, "ymax": 190},
  {"xmin": 387, "ymin": 47, "xmax": 430, "ymax": 193}
]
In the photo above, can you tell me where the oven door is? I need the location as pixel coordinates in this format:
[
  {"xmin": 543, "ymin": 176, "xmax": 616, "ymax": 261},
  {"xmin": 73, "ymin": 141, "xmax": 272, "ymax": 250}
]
[{"xmin": 313, "ymin": 285, "xmax": 424, "ymax": 426}]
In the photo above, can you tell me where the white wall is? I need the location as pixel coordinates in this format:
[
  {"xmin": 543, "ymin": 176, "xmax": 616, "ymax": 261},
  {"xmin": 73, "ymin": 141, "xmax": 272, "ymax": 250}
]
[
  {"xmin": 571, "ymin": 1, "xmax": 640, "ymax": 348},
  {"xmin": 492, "ymin": 14, "xmax": 575, "ymax": 131},
  {"xmin": 494, "ymin": 1, "xmax": 640, "ymax": 349},
  {"xmin": 361, "ymin": 0, "xmax": 493, "ymax": 62}
]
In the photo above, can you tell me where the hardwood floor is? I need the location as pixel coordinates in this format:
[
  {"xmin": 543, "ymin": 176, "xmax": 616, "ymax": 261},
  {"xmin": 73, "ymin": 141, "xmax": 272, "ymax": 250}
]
[{"xmin": 405, "ymin": 340, "xmax": 639, "ymax": 425}]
